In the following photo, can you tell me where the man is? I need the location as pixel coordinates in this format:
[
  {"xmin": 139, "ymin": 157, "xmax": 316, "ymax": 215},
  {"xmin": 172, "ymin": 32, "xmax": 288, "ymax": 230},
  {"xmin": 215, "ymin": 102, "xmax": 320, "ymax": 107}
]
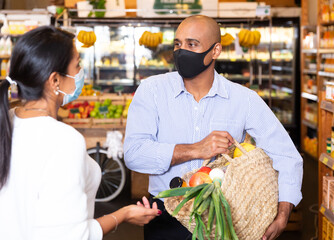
[{"xmin": 124, "ymin": 15, "xmax": 303, "ymax": 240}]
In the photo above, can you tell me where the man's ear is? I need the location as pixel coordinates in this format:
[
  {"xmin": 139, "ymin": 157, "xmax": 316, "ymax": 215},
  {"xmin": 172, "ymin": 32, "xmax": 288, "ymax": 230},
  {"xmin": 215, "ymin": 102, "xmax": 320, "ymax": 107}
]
[{"xmin": 212, "ymin": 43, "xmax": 222, "ymax": 60}]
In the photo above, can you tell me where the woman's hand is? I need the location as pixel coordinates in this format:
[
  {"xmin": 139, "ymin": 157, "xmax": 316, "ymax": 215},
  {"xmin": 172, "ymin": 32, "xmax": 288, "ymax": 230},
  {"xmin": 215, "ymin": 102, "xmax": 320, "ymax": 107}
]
[{"xmin": 124, "ymin": 196, "xmax": 161, "ymax": 226}]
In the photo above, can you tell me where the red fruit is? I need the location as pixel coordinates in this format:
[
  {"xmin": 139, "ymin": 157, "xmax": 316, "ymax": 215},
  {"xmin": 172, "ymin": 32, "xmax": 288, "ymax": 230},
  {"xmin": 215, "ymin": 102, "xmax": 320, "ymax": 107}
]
[
  {"xmin": 197, "ymin": 166, "xmax": 212, "ymax": 175},
  {"xmin": 189, "ymin": 172, "xmax": 212, "ymax": 187}
]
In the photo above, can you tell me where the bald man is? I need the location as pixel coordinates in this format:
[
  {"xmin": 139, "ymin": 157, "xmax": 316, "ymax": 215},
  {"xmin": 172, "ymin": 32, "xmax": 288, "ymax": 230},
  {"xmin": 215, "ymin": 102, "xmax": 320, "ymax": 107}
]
[{"xmin": 124, "ymin": 15, "xmax": 302, "ymax": 240}]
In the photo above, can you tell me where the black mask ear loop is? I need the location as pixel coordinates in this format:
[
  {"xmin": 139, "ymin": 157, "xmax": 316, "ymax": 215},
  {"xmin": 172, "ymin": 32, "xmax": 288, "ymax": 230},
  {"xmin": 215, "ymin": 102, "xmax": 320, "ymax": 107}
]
[{"xmin": 202, "ymin": 42, "xmax": 218, "ymax": 67}]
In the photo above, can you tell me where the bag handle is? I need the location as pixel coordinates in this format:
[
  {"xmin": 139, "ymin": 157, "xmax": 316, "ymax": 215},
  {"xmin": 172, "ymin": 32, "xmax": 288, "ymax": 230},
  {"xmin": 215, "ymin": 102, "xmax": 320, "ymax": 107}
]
[{"xmin": 202, "ymin": 138, "xmax": 248, "ymax": 167}]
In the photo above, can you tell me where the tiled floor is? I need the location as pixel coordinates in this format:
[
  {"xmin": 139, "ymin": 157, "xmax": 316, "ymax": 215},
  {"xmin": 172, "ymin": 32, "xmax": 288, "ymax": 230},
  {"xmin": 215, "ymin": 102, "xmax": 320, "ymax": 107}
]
[{"xmin": 95, "ymin": 152, "xmax": 318, "ymax": 240}]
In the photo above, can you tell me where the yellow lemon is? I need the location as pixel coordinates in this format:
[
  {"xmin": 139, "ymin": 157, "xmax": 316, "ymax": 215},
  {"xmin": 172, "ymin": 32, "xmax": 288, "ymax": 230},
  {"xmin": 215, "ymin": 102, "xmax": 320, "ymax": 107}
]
[{"xmin": 233, "ymin": 143, "xmax": 255, "ymax": 158}]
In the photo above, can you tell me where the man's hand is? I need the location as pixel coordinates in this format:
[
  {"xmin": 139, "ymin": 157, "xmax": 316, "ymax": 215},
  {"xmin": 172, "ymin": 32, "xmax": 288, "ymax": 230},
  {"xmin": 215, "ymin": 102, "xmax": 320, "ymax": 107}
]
[
  {"xmin": 262, "ymin": 202, "xmax": 293, "ymax": 240},
  {"xmin": 171, "ymin": 131, "xmax": 234, "ymax": 166},
  {"xmin": 194, "ymin": 131, "xmax": 234, "ymax": 159}
]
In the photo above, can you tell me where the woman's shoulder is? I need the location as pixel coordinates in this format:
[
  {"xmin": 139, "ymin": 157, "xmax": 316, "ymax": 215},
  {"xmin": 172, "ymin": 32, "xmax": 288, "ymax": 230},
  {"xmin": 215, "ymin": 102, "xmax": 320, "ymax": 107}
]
[{"xmin": 45, "ymin": 117, "xmax": 86, "ymax": 148}]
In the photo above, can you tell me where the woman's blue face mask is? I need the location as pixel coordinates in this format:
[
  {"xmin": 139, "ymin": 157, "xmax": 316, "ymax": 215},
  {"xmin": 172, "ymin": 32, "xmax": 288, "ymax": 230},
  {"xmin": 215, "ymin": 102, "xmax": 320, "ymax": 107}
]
[{"xmin": 58, "ymin": 68, "xmax": 85, "ymax": 106}]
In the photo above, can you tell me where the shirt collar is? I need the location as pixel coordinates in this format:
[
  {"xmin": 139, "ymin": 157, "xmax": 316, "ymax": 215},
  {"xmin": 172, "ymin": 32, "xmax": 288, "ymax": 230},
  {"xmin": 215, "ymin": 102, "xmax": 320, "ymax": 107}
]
[
  {"xmin": 207, "ymin": 71, "xmax": 229, "ymax": 99},
  {"xmin": 172, "ymin": 71, "xmax": 229, "ymax": 99},
  {"xmin": 173, "ymin": 73, "xmax": 186, "ymax": 98}
]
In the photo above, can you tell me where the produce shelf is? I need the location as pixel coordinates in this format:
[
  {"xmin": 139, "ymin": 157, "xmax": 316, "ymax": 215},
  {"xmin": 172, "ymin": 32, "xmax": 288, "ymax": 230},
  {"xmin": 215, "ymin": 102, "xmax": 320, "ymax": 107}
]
[
  {"xmin": 0, "ymin": 54, "xmax": 10, "ymax": 59},
  {"xmin": 303, "ymin": 69, "xmax": 317, "ymax": 75},
  {"xmin": 302, "ymin": 150, "xmax": 318, "ymax": 161},
  {"xmin": 320, "ymin": 204, "xmax": 334, "ymax": 226},
  {"xmin": 301, "ymin": 92, "xmax": 318, "ymax": 101},
  {"xmin": 302, "ymin": 119, "xmax": 318, "ymax": 130},
  {"xmin": 302, "ymin": 49, "xmax": 317, "ymax": 54},
  {"xmin": 321, "ymin": 101, "xmax": 334, "ymax": 113},
  {"xmin": 319, "ymin": 49, "xmax": 334, "ymax": 54},
  {"xmin": 321, "ymin": 20, "xmax": 334, "ymax": 26},
  {"xmin": 319, "ymin": 71, "xmax": 334, "ymax": 78},
  {"xmin": 319, "ymin": 153, "xmax": 334, "ymax": 170}
]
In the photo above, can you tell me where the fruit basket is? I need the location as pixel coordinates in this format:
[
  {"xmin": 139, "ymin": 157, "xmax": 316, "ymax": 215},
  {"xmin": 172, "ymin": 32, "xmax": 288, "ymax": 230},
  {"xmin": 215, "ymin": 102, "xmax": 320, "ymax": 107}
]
[{"xmin": 158, "ymin": 139, "xmax": 278, "ymax": 240}]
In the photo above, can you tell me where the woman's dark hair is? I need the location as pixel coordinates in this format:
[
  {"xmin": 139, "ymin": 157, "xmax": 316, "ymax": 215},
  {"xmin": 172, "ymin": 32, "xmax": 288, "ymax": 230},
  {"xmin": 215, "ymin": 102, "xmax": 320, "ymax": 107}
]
[{"xmin": 0, "ymin": 26, "xmax": 75, "ymax": 190}]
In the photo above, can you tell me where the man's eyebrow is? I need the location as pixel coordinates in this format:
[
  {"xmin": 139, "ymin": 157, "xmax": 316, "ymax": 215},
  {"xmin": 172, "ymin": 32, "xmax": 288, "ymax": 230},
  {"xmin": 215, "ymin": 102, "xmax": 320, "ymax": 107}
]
[
  {"xmin": 173, "ymin": 38, "xmax": 201, "ymax": 43},
  {"xmin": 185, "ymin": 38, "xmax": 200, "ymax": 43}
]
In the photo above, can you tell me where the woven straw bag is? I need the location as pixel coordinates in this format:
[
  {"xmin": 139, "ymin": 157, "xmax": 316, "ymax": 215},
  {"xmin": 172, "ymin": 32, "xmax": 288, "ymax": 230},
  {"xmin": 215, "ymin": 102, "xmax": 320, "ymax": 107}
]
[{"xmin": 164, "ymin": 139, "xmax": 278, "ymax": 240}]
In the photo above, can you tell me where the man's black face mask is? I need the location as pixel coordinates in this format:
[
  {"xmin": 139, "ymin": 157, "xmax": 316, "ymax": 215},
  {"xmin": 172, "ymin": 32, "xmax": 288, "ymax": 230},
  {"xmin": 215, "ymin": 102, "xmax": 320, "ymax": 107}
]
[{"xmin": 173, "ymin": 43, "xmax": 216, "ymax": 79}]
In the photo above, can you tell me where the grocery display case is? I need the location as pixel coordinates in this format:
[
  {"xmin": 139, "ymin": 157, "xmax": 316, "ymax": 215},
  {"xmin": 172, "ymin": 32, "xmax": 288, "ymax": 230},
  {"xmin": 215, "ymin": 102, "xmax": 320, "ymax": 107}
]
[
  {"xmin": 300, "ymin": 25, "xmax": 318, "ymax": 159},
  {"xmin": 56, "ymin": 16, "xmax": 300, "ymax": 144},
  {"xmin": 215, "ymin": 17, "xmax": 301, "ymax": 145}
]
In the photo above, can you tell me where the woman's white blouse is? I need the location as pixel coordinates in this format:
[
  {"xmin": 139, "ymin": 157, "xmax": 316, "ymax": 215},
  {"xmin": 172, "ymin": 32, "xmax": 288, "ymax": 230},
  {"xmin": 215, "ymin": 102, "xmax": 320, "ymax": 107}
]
[{"xmin": 0, "ymin": 110, "xmax": 103, "ymax": 240}]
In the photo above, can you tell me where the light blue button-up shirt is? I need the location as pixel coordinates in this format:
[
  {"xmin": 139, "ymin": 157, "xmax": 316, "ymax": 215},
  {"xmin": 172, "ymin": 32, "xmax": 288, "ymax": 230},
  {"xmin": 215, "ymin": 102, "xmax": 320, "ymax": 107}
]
[{"xmin": 124, "ymin": 71, "xmax": 303, "ymax": 206}]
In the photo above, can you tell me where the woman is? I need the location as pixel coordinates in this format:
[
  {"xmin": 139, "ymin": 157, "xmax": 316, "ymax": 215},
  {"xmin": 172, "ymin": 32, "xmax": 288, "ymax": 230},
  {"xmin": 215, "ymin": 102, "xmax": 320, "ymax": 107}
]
[{"xmin": 0, "ymin": 26, "xmax": 160, "ymax": 239}]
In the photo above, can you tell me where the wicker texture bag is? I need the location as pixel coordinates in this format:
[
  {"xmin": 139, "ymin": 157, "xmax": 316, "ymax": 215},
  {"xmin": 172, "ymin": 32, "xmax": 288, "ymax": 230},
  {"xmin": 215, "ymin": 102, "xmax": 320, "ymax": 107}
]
[{"xmin": 165, "ymin": 140, "xmax": 278, "ymax": 240}]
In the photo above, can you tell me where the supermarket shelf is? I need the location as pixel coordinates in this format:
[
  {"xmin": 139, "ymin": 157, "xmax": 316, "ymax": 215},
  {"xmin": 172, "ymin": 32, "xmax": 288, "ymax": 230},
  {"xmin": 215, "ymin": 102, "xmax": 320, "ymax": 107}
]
[
  {"xmin": 321, "ymin": 100, "xmax": 334, "ymax": 113},
  {"xmin": 301, "ymin": 92, "xmax": 318, "ymax": 101},
  {"xmin": 303, "ymin": 69, "xmax": 317, "ymax": 75},
  {"xmin": 319, "ymin": 153, "xmax": 334, "ymax": 170},
  {"xmin": 138, "ymin": 66, "xmax": 173, "ymax": 71},
  {"xmin": 319, "ymin": 71, "xmax": 334, "ymax": 78},
  {"xmin": 302, "ymin": 150, "xmax": 318, "ymax": 162},
  {"xmin": 321, "ymin": 20, "xmax": 334, "ymax": 26},
  {"xmin": 216, "ymin": 58, "xmax": 292, "ymax": 63},
  {"xmin": 262, "ymin": 96, "xmax": 292, "ymax": 100},
  {"xmin": 223, "ymin": 74, "xmax": 291, "ymax": 81},
  {"xmin": 0, "ymin": 54, "xmax": 10, "ymax": 59},
  {"xmin": 0, "ymin": 34, "xmax": 22, "ymax": 38},
  {"xmin": 320, "ymin": 205, "xmax": 334, "ymax": 225},
  {"xmin": 302, "ymin": 49, "xmax": 317, "ymax": 54},
  {"xmin": 302, "ymin": 119, "xmax": 318, "ymax": 130},
  {"xmin": 319, "ymin": 49, "xmax": 334, "ymax": 54}
]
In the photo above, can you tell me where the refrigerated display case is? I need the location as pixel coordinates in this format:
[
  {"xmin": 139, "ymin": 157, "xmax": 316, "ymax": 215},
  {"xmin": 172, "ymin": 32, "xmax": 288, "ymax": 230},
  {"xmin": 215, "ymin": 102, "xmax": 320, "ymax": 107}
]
[
  {"xmin": 57, "ymin": 17, "xmax": 300, "ymax": 144},
  {"xmin": 215, "ymin": 18, "xmax": 300, "ymax": 144}
]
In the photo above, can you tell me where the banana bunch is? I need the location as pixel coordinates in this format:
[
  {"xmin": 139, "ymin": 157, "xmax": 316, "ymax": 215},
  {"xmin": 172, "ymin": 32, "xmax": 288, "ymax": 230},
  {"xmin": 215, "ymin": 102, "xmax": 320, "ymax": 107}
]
[
  {"xmin": 220, "ymin": 33, "xmax": 235, "ymax": 46},
  {"xmin": 139, "ymin": 31, "xmax": 163, "ymax": 48},
  {"xmin": 77, "ymin": 30, "xmax": 96, "ymax": 48},
  {"xmin": 238, "ymin": 29, "xmax": 261, "ymax": 48}
]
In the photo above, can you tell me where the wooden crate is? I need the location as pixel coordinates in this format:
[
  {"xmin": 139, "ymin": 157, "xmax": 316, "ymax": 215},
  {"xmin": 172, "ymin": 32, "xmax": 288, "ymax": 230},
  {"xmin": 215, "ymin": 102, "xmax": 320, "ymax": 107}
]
[{"xmin": 62, "ymin": 118, "xmax": 93, "ymax": 128}]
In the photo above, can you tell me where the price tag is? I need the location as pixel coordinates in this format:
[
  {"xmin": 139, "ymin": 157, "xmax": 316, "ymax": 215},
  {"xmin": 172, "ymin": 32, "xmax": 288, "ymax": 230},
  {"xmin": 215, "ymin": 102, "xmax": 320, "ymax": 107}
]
[
  {"xmin": 256, "ymin": 6, "xmax": 271, "ymax": 17},
  {"xmin": 324, "ymin": 157, "xmax": 329, "ymax": 165},
  {"xmin": 320, "ymin": 206, "xmax": 326, "ymax": 214}
]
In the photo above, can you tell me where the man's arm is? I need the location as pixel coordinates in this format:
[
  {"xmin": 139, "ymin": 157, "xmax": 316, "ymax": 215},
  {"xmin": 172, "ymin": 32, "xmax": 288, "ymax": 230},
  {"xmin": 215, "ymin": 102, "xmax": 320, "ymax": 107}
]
[
  {"xmin": 262, "ymin": 202, "xmax": 293, "ymax": 240},
  {"xmin": 245, "ymin": 90, "xmax": 303, "ymax": 206},
  {"xmin": 245, "ymin": 90, "xmax": 302, "ymax": 239},
  {"xmin": 171, "ymin": 131, "xmax": 233, "ymax": 166}
]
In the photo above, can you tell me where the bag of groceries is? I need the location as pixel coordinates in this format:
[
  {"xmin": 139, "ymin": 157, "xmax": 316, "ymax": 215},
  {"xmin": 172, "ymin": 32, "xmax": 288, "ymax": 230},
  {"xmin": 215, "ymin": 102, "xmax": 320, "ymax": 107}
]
[{"xmin": 156, "ymin": 139, "xmax": 278, "ymax": 240}]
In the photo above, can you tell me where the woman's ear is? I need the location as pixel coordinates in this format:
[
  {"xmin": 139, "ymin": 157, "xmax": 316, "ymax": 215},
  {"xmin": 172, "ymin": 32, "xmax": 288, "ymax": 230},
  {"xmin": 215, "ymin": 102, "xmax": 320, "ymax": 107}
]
[
  {"xmin": 48, "ymin": 72, "xmax": 60, "ymax": 90},
  {"xmin": 212, "ymin": 43, "xmax": 222, "ymax": 60},
  {"xmin": 46, "ymin": 72, "xmax": 61, "ymax": 96}
]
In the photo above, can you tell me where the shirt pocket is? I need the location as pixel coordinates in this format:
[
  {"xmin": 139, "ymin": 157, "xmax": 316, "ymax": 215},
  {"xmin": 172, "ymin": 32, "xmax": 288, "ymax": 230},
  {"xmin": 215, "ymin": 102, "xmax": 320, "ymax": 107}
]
[{"xmin": 209, "ymin": 119, "xmax": 244, "ymax": 142}]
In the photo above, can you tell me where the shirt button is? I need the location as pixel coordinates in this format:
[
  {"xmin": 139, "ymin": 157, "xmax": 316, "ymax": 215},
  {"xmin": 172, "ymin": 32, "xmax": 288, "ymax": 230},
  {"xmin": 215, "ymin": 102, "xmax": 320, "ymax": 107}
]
[
  {"xmin": 195, "ymin": 126, "xmax": 200, "ymax": 131},
  {"xmin": 194, "ymin": 107, "xmax": 198, "ymax": 111}
]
